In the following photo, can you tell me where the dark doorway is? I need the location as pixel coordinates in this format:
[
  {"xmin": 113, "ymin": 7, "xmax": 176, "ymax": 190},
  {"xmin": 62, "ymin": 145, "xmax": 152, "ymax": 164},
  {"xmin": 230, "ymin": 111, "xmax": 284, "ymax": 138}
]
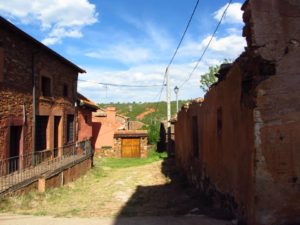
[
  {"xmin": 54, "ymin": 116, "xmax": 61, "ymax": 157},
  {"xmin": 9, "ymin": 126, "xmax": 22, "ymax": 173},
  {"xmin": 36, "ymin": 116, "xmax": 49, "ymax": 151}
]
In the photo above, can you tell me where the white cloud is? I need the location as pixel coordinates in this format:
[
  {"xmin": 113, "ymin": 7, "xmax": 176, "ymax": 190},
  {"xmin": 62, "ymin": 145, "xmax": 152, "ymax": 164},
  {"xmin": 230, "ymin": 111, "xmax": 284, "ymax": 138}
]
[
  {"xmin": 213, "ymin": 3, "xmax": 243, "ymax": 24},
  {"xmin": 201, "ymin": 34, "xmax": 246, "ymax": 57},
  {"xmin": 86, "ymin": 44, "xmax": 153, "ymax": 65},
  {"xmin": 0, "ymin": 0, "xmax": 98, "ymax": 45}
]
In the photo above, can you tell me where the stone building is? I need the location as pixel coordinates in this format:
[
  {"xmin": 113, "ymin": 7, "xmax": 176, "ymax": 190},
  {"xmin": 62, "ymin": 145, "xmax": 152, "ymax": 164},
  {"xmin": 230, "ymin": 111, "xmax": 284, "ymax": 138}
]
[
  {"xmin": 92, "ymin": 107, "xmax": 148, "ymax": 158},
  {"xmin": 175, "ymin": 1, "xmax": 300, "ymax": 225},
  {"xmin": 0, "ymin": 16, "xmax": 85, "ymax": 171}
]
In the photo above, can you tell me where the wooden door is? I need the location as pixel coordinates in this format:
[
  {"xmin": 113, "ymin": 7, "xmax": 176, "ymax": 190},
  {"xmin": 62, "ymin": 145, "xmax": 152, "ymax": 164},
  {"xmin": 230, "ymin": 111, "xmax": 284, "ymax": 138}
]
[{"xmin": 121, "ymin": 138, "xmax": 140, "ymax": 158}]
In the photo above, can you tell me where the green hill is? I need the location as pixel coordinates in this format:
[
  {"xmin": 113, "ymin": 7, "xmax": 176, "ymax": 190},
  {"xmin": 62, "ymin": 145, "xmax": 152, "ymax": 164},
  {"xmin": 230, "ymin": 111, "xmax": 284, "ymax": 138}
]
[{"xmin": 98, "ymin": 101, "xmax": 188, "ymax": 144}]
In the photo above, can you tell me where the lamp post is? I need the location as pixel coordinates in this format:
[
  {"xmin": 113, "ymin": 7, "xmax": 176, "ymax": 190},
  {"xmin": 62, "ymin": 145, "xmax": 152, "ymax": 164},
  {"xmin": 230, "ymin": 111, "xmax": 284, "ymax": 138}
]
[{"xmin": 174, "ymin": 86, "xmax": 179, "ymax": 113}]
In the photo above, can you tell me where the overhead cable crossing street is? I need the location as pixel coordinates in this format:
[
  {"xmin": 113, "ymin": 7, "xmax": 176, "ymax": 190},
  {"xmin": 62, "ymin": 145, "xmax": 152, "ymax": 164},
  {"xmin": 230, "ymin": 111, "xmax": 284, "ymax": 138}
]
[{"xmin": 78, "ymin": 79, "xmax": 162, "ymax": 88}]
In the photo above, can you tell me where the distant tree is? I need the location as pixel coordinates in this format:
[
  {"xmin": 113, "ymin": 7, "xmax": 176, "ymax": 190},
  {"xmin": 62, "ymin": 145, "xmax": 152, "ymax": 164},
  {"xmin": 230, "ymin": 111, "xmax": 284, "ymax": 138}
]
[
  {"xmin": 200, "ymin": 64, "xmax": 220, "ymax": 92},
  {"xmin": 200, "ymin": 59, "xmax": 232, "ymax": 92}
]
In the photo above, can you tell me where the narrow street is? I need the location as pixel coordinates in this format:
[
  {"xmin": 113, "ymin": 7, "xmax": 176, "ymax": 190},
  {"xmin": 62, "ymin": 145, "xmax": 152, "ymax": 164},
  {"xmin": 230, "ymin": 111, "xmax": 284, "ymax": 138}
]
[{"xmin": 0, "ymin": 158, "xmax": 232, "ymax": 225}]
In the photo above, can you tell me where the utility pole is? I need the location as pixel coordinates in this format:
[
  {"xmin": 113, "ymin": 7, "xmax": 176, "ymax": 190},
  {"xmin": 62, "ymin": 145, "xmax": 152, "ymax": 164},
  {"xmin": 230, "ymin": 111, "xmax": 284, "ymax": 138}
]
[
  {"xmin": 174, "ymin": 86, "xmax": 179, "ymax": 113},
  {"xmin": 166, "ymin": 68, "xmax": 171, "ymax": 156}
]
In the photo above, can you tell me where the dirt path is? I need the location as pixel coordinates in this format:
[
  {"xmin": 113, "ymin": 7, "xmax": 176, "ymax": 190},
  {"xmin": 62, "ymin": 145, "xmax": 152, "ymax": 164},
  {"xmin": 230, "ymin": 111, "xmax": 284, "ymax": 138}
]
[
  {"xmin": 0, "ymin": 214, "xmax": 230, "ymax": 225},
  {"xmin": 0, "ymin": 159, "xmax": 232, "ymax": 224},
  {"xmin": 136, "ymin": 108, "xmax": 155, "ymax": 120}
]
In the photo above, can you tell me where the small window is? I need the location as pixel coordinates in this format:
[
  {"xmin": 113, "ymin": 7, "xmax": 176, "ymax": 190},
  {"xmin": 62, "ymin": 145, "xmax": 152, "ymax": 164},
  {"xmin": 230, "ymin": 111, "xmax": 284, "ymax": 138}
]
[
  {"xmin": 84, "ymin": 114, "xmax": 89, "ymax": 124},
  {"xmin": 63, "ymin": 84, "xmax": 68, "ymax": 97},
  {"xmin": 217, "ymin": 107, "xmax": 222, "ymax": 139},
  {"xmin": 192, "ymin": 116, "xmax": 199, "ymax": 158},
  {"xmin": 66, "ymin": 114, "xmax": 74, "ymax": 143},
  {"xmin": 41, "ymin": 76, "xmax": 51, "ymax": 97}
]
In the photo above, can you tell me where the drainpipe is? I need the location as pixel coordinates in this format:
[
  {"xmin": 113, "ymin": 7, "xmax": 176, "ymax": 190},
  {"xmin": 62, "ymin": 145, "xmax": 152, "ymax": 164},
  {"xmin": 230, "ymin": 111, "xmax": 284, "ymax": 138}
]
[{"xmin": 31, "ymin": 51, "xmax": 37, "ymax": 165}]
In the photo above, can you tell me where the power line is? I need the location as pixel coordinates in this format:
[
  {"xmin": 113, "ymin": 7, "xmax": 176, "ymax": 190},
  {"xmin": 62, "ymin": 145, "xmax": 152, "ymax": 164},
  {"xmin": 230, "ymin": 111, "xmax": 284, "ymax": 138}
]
[
  {"xmin": 78, "ymin": 79, "xmax": 162, "ymax": 88},
  {"xmin": 178, "ymin": 0, "xmax": 233, "ymax": 89},
  {"xmin": 166, "ymin": 0, "xmax": 200, "ymax": 71},
  {"xmin": 153, "ymin": 0, "xmax": 200, "ymax": 108}
]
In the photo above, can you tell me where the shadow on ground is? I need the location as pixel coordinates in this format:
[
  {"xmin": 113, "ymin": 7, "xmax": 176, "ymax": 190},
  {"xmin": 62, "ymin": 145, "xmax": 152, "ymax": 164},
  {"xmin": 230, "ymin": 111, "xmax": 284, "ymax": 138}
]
[{"xmin": 113, "ymin": 156, "xmax": 234, "ymax": 225}]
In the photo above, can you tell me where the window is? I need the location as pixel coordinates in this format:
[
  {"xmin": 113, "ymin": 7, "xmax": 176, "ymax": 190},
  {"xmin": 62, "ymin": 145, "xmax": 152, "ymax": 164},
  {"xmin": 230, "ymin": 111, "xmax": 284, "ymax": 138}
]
[
  {"xmin": 192, "ymin": 116, "xmax": 199, "ymax": 158},
  {"xmin": 66, "ymin": 114, "xmax": 74, "ymax": 143},
  {"xmin": 36, "ymin": 116, "xmax": 49, "ymax": 151},
  {"xmin": 41, "ymin": 76, "xmax": 51, "ymax": 97},
  {"xmin": 217, "ymin": 107, "xmax": 222, "ymax": 139},
  {"xmin": 63, "ymin": 84, "xmax": 68, "ymax": 97}
]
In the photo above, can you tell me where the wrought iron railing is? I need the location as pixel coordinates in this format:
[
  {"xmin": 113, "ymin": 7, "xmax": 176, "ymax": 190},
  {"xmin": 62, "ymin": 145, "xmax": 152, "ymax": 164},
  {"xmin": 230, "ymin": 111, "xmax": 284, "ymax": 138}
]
[{"xmin": 0, "ymin": 140, "xmax": 92, "ymax": 193}]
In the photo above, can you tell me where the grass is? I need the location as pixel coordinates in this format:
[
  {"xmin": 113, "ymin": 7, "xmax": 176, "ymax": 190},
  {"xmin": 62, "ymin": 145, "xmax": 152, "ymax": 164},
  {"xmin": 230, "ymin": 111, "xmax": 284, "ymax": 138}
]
[
  {"xmin": 100, "ymin": 149, "xmax": 168, "ymax": 169},
  {"xmin": 0, "ymin": 149, "xmax": 168, "ymax": 217}
]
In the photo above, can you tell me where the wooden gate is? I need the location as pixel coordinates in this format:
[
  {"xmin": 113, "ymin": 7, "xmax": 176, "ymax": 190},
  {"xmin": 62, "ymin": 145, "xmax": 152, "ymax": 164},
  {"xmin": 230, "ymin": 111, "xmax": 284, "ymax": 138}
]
[{"xmin": 121, "ymin": 138, "xmax": 140, "ymax": 158}]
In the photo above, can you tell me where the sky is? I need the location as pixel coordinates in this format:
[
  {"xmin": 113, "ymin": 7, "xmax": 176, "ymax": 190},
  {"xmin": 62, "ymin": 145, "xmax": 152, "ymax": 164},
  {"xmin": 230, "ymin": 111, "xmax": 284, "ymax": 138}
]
[{"xmin": 0, "ymin": 0, "xmax": 246, "ymax": 104}]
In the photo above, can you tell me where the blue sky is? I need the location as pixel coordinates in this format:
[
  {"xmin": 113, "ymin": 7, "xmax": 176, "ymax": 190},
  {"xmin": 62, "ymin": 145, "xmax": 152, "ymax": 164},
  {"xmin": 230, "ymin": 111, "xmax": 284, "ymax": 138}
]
[{"xmin": 0, "ymin": 0, "xmax": 246, "ymax": 103}]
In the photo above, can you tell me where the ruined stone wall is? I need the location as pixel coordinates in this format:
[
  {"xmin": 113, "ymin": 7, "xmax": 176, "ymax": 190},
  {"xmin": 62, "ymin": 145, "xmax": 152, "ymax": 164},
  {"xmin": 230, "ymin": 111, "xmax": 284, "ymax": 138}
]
[
  {"xmin": 175, "ymin": 65, "xmax": 254, "ymax": 222},
  {"xmin": 243, "ymin": 0, "xmax": 300, "ymax": 224},
  {"xmin": 175, "ymin": 1, "xmax": 300, "ymax": 224}
]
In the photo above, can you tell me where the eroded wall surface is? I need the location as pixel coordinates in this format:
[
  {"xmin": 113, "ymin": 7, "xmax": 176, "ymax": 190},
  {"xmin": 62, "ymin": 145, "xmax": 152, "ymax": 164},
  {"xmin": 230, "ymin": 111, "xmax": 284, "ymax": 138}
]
[
  {"xmin": 175, "ymin": 0, "xmax": 300, "ymax": 224},
  {"xmin": 243, "ymin": 0, "xmax": 300, "ymax": 224}
]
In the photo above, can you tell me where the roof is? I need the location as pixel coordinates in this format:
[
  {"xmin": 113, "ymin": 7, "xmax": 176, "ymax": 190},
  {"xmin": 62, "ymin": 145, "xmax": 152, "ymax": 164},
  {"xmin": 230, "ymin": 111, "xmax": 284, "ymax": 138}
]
[
  {"xmin": 114, "ymin": 130, "xmax": 148, "ymax": 138},
  {"xmin": 93, "ymin": 108, "xmax": 107, "ymax": 117},
  {"xmin": 77, "ymin": 93, "xmax": 99, "ymax": 111},
  {"xmin": 0, "ymin": 16, "xmax": 85, "ymax": 73}
]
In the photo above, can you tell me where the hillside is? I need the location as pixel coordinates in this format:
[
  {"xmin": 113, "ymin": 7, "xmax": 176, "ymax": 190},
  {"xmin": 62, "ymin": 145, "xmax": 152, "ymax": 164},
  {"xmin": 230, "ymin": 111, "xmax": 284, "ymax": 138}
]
[
  {"xmin": 98, "ymin": 101, "xmax": 188, "ymax": 144},
  {"xmin": 98, "ymin": 101, "xmax": 188, "ymax": 125}
]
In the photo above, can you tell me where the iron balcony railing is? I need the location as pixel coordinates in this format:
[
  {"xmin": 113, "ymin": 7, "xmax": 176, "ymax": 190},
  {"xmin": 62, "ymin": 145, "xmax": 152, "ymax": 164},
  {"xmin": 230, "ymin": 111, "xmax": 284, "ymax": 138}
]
[{"xmin": 0, "ymin": 140, "xmax": 93, "ymax": 194}]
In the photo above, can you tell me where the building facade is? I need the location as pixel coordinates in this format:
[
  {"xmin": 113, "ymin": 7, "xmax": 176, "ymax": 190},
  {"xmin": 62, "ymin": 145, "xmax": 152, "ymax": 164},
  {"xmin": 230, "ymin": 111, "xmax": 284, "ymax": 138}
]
[{"xmin": 0, "ymin": 17, "xmax": 85, "ymax": 173}]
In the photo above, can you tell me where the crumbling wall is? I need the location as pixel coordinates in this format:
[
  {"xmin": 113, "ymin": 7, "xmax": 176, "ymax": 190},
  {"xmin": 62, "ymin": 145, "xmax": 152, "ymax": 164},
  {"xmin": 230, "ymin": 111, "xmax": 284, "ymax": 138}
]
[
  {"xmin": 243, "ymin": 0, "xmax": 300, "ymax": 224},
  {"xmin": 175, "ymin": 1, "xmax": 300, "ymax": 224},
  {"xmin": 175, "ymin": 65, "xmax": 254, "ymax": 223}
]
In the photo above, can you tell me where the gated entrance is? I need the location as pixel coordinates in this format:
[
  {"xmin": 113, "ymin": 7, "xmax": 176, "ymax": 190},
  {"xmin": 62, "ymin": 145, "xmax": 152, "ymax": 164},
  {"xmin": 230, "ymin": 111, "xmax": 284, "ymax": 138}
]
[{"xmin": 121, "ymin": 138, "xmax": 141, "ymax": 158}]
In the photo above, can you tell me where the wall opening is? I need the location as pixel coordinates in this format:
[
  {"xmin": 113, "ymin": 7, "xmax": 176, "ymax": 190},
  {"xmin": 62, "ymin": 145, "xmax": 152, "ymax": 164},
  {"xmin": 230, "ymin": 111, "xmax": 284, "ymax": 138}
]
[
  {"xmin": 54, "ymin": 116, "xmax": 61, "ymax": 157},
  {"xmin": 63, "ymin": 84, "xmax": 68, "ymax": 97},
  {"xmin": 217, "ymin": 107, "xmax": 222, "ymax": 139},
  {"xmin": 9, "ymin": 126, "xmax": 22, "ymax": 173},
  {"xmin": 66, "ymin": 114, "xmax": 74, "ymax": 143},
  {"xmin": 36, "ymin": 116, "xmax": 49, "ymax": 151},
  {"xmin": 41, "ymin": 76, "xmax": 51, "ymax": 97},
  {"xmin": 192, "ymin": 116, "xmax": 199, "ymax": 158}
]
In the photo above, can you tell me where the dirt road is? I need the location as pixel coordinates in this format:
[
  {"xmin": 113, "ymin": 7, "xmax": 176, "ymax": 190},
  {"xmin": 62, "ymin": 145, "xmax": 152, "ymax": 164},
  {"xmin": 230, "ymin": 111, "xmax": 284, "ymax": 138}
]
[
  {"xmin": 0, "ymin": 214, "xmax": 230, "ymax": 225},
  {"xmin": 0, "ymin": 158, "xmax": 232, "ymax": 224}
]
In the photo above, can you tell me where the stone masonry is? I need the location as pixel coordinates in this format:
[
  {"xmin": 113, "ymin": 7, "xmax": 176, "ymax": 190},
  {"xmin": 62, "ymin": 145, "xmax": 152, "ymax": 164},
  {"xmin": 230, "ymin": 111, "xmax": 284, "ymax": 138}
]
[{"xmin": 174, "ymin": 1, "xmax": 300, "ymax": 225}]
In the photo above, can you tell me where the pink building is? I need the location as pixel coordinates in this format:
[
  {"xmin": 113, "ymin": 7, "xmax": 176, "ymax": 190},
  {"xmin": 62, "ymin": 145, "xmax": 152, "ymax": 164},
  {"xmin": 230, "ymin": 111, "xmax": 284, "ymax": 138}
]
[{"xmin": 92, "ymin": 107, "xmax": 127, "ymax": 152}]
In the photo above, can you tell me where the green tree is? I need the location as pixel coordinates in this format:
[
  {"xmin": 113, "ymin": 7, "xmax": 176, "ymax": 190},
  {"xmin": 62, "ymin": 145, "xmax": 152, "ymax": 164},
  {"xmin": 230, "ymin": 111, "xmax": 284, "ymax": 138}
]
[{"xmin": 200, "ymin": 64, "xmax": 220, "ymax": 92}]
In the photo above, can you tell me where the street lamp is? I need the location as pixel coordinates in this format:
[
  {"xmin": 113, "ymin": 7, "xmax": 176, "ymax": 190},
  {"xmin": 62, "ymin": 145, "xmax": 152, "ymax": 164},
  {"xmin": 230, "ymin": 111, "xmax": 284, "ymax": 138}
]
[{"xmin": 174, "ymin": 86, "xmax": 179, "ymax": 113}]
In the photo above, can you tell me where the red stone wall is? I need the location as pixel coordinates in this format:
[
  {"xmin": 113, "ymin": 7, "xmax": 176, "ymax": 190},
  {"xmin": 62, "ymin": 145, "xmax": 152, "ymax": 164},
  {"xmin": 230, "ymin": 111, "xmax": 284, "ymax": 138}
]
[
  {"xmin": 0, "ymin": 26, "xmax": 35, "ymax": 159},
  {"xmin": 175, "ymin": 65, "xmax": 254, "ymax": 222},
  {"xmin": 175, "ymin": 1, "xmax": 300, "ymax": 224},
  {"xmin": 0, "ymin": 20, "xmax": 80, "ymax": 161},
  {"xmin": 244, "ymin": 1, "xmax": 300, "ymax": 224}
]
